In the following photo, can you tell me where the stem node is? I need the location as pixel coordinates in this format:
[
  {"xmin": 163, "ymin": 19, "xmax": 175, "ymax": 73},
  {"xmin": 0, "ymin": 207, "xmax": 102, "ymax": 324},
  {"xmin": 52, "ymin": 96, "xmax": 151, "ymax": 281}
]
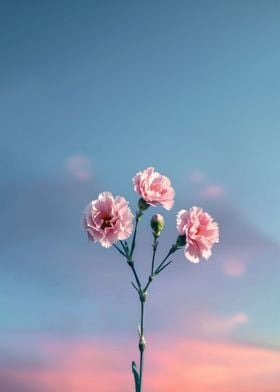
[
  {"xmin": 139, "ymin": 335, "xmax": 146, "ymax": 352},
  {"xmin": 139, "ymin": 290, "xmax": 147, "ymax": 303}
]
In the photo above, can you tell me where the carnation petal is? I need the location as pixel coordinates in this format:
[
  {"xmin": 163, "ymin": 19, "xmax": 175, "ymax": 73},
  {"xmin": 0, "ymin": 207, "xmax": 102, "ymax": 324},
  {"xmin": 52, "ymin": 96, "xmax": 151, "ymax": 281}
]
[
  {"xmin": 83, "ymin": 192, "xmax": 134, "ymax": 247},
  {"xmin": 177, "ymin": 206, "xmax": 219, "ymax": 263},
  {"xmin": 132, "ymin": 167, "xmax": 175, "ymax": 210},
  {"xmin": 184, "ymin": 245, "xmax": 200, "ymax": 263}
]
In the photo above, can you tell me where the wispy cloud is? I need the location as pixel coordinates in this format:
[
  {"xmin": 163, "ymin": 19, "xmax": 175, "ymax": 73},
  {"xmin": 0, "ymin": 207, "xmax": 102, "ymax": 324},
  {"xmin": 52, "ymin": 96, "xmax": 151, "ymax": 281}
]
[
  {"xmin": 189, "ymin": 171, "xmax": 206, "ymax": 183},
  {"xmin": 222, "ymin": 259, "xmax": 247, "ymax": 278},
  {"xmin": 201, "ymin": 184, "xmax": 225, "ymax": 198},
  {"xmin": 188, "ymin": 312, "xmax": 249, "ymax": 338},
  {"xmin": 65, "ymin": 155, "xmax": 93, "ymax": 181}
]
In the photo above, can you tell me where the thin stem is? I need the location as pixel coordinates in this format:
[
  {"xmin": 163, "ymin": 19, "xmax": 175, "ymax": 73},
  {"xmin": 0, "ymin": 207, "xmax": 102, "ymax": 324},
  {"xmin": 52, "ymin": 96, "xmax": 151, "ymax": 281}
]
[
  {"xmin": 154, "ymin": 248, "xmax": 174, "ymax": 274},
  {"xmin": 151, "ymin": 236, "xmax": 158, "ymax": 276},
  {"xmin": 143, "ymin": 279, "xmax": 151, "ymax": 294},
  {"xmin": 139, "ymin": 299, "xmax": 145, "ymax": 392},
  {"xmin": 119, "ymin": 240, "xmax": 129, "ymax": 256},
  {"xmin": 131, "ymin": 281, "xmax": 139, "ymax": 292},
  {"xmin": 127, "ymin": 212, "xmax": 142, "ymax": 291},
  {"xmin": 113, "ymin": 243, "xmax": 127, "ymax": 257},
  {"xmin": 139, "ymin": 351, "xmax": 144, "ymax": 391},
  {"xmin": 143, "ymin": 251, "xmax": 171, "ymax": 292},
  {"xmin": 130, "ymin": 212, "xmax": 141, "ymax": 259},
  {"xmin": 129, "ymin": 262, "xmax": 142, "ymax": 291},
  {"xmin": 143, "ymin": 245, "xmax": 178, "ymax": 292},
  {"xmin": 156, "ymin": 258, "xmax": 174, "ymax": 274}
]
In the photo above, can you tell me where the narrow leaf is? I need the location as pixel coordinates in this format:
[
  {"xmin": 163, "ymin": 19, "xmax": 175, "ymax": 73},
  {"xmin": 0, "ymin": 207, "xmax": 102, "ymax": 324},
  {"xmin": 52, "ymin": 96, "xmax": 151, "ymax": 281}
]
[
  {"xmin": 113, "ymin": 244, "xmax": 127, "ymax": 257},
  {"xmin": 156, "ymin": 259, "xmax": 173, "ymax": 274},
  {"xmin": 131, "ymin": 361, "xmax": 140, "ymax": 392},
  {"xmin": 131, "ymin": 281, "xmax": 139, "ymax": 292}
]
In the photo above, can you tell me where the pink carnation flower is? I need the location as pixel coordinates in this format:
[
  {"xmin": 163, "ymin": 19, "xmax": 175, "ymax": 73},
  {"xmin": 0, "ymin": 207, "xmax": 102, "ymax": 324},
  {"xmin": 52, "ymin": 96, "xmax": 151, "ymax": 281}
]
[
  {"xmin": 176, "ymin": 206, "xmax": 219, "ymax": 263},
  {"xmin": 133, "ymin": 167, "xmax": 175, "ymax": 210},
  {"xmin": 83, "ymin": 192, "xmax": 133, "ymax": 248}
]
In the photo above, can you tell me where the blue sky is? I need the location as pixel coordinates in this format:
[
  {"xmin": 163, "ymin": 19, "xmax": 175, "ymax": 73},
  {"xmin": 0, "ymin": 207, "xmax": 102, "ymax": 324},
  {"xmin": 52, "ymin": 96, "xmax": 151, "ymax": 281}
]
[
  {"xmin": 1, "ymin": 1, "xmax": 280, "ymax": 390},
  {"xmin": 1, "ymin": 0, "xmax": 280, "ymax": 238}
]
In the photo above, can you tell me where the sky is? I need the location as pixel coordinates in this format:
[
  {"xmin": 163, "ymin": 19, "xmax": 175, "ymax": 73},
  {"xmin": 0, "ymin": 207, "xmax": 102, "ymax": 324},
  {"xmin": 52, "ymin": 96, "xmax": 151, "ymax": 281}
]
[{"xmin": 1, "ymin": 0, "xmax": 280, "ymax": 391}]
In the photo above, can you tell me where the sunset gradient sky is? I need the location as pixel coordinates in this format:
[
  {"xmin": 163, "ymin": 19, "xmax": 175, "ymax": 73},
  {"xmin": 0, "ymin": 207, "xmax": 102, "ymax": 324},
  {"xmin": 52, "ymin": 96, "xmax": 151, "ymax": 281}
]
[{"xmin": 1, "ymin": 1, "xmax": 280, "ymax": 391}]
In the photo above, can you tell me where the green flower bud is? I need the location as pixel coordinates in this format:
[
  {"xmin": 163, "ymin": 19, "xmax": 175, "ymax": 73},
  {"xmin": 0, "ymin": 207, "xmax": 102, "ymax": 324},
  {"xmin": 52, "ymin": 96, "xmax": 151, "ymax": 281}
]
[
  {"xmin": 138, "ymin": 198, "xmax": 150, "ymax": 212},
  {"xmin": 150, "ymin": 214, "xmax": 165, "ymax": 238},
  {"xmin": 176, "ymin": 234, "xmax": 186, "ymax": 247}
]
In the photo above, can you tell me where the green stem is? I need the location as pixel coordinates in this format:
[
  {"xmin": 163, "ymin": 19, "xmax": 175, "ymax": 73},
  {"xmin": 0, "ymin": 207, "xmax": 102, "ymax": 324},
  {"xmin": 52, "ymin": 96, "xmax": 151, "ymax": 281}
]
[
  {"xmin": 144, "ymin": 245, "xmax": 178, "ymax": 292},
  {"xmin": 130, "ymin": 212, "xmax": 141, "ymax": 259},
  {"xmin": 113, "ymin": 243, "xmax": 127, "ymax": 257},
  {"xmin": 129, "ymin": 261, "xmax": 142, "ymax": 291},
  {"xmin": 139, "ymin": 298, "xmax": 145, "ymax": 391},
  {"xmin": 156, "ymin": 258, "xmax": 174, "ymax": 274},
  {"xmin": 155, "ymin": 248, "xmax": 174, "ymax": 274},
  {"xmin": 119, "ymin": 240, "xmax": 129, "ymax": 257},
  {"xmin": 151, "ymin": 236, "xmax": 158, "ymax": 276}
]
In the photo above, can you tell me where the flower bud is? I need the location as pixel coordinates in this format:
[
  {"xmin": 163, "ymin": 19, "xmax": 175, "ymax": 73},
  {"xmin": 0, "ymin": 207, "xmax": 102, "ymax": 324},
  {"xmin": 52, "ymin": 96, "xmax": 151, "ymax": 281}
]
[
  {"xmin": 176, "ymin": 234, "xmax": 186, "ymax": 247},
  {"xmin": 151, "ymin": 214, "xmax": 165, "ymax": 238},
  {"xmin": 138, "ymin": 198, "xmax": 150, "ymax": 212}
]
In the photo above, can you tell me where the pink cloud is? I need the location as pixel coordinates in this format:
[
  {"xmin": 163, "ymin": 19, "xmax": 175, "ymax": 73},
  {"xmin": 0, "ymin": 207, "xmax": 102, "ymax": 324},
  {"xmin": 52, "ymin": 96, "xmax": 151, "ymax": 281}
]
[
  {"xmin": 188, "ymin": 312, "xmax": 249, "ymax": 338},
  {"xmin": 201, "ymin": 184, "xmax": 225, "ymax": 198},
  {"xmin": 2, "ymin": 335, "xmax": 280, "ymax": 392},
  {"xmin": 223, "ymin": 259, "xmax": 247, "ymax": 277},
  {"xmin": 65, "ymin": 155, "xmax": 93, "ymax": 181},
  {"xmin": 189, "ymin": 171, "xmax": 206, "ymax": 183},
  {"xmin": 3, "ymin": 339, "xmax": 131, "ymax": 392},
  {"xmin": 147, "ymin": 338, "xmax": 280, "ymax": 392}
]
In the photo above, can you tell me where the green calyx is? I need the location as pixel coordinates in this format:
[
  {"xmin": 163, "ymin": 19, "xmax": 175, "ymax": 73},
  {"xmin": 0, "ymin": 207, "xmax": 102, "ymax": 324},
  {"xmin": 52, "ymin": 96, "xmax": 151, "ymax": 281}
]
[
  {"xmin": 138, "ymin": 198, "xmax": 150, "ymax": 212},
  {"xmin": 175, "ymin": 234, "xmax": 186, "ymax": 248}
]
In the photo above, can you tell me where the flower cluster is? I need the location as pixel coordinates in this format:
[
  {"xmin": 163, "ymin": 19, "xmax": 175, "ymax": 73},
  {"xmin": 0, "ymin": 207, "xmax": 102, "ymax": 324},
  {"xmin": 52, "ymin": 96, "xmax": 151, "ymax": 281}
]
[
  {"xmin": 83, "ymin": 167, "xmax": 219, "ymax": 262},
  {"xmin": 82, "ymin": 166, "xmax": 220, "ymax": 392}
]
